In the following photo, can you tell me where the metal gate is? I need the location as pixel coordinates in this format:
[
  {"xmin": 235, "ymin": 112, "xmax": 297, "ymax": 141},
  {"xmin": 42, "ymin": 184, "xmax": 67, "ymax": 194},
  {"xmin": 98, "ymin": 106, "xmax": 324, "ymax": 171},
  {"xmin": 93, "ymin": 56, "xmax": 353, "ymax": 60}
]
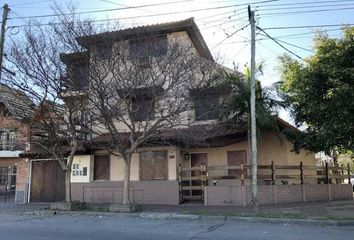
[{"xmin": 0, "ymin": 165, "xmax": 16, "ymax": 202}]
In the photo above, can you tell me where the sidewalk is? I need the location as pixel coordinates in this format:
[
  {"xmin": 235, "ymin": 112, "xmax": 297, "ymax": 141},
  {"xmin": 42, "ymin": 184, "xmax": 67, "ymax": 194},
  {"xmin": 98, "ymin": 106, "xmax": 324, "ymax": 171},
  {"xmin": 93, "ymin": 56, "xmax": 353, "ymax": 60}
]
[{"xmin": 140, "ymin": 199, "xmax": 354, "ymax": 220}]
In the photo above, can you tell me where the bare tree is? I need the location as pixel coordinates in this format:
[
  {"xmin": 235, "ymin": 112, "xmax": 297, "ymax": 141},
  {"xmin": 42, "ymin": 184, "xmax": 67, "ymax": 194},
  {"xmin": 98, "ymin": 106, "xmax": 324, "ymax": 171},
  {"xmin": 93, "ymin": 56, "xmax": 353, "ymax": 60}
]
[
  {"xmin": 3, "ymin": 3, "xmax": 119, "ymax": 202},
  {"xmin": 84, "ymin": 35, "xmax": 218, "ymax": 205}
]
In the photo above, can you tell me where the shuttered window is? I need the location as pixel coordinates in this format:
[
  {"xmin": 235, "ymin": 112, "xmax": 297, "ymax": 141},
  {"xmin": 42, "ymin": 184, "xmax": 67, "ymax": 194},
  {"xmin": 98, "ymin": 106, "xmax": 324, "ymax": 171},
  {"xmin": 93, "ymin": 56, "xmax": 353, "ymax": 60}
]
[
  {"xmin": 139, "ymin": 151, "xmax": 167, "ymax": 180},
  {"xmin": 94, "ymin": 155, "xmax": 110, "ymax": 181}
]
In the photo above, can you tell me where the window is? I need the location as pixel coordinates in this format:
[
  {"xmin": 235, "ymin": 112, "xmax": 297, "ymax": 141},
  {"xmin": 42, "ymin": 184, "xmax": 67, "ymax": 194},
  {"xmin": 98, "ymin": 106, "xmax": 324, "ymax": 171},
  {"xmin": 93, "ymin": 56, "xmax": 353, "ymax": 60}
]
[
  {"xmin": 0, "ymin": 130, "xmax": 16, "ymax": 151},
  {"xmin": 129, "ymin": 35, "xmax": 168, "ymax": 64},
  {"xmin": 131, "ymin": 93, "xmax": 155, "ymax": 122},
  {"xmin": 227, "ymin": 151, "xmax": 246, "ymax": 177},
  {"xmin": 0, "ymin": 167, "xmax": 8, "ymax": 184},
  {"xmin": 96, "ymin": 44, "xmax": 112, "ymax": 60},
  {"xmin": 94, "ymin": 155, "xmax": 110, "ymax": 180},
  {"xmin": 194, "ymin": 93, "xmax": 220, "ymax": 121},
  {"xmin": 139, "ymin": 151, "xmax": 167, "ymax": 180},
  {"xmin": 69, "ymin": 64, "xmax": 89, "ymax": 91}
]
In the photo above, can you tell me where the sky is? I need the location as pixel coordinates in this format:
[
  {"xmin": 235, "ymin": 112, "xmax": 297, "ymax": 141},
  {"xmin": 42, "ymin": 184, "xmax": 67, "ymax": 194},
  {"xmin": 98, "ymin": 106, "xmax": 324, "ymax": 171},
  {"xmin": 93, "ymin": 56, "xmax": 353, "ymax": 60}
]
[{"xmin": 3, "ymin": 0, "xmax": 354, "ymax": 123}]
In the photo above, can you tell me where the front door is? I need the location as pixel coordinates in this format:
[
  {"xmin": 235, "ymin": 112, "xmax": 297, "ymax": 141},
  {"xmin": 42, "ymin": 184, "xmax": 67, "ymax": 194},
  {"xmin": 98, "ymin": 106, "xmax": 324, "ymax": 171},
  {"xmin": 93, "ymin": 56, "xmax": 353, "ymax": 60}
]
[{"xmin": 190, "ymin": 153, "xmax": 208, "ymax": 198}]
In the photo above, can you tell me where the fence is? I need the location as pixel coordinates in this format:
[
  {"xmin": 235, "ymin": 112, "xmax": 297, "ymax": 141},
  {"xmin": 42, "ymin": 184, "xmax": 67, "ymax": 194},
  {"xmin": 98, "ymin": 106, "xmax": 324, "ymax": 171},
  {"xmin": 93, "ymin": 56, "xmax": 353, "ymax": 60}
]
[{"xmin": 178, "ymin": 162, "xmax": 351, "ymax": 203}]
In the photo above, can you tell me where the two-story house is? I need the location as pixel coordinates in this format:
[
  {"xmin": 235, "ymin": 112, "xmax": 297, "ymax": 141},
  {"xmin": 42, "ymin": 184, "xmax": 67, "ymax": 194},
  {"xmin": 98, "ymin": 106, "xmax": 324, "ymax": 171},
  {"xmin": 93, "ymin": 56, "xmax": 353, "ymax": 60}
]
[
  {"xmin": 24, "ymin": 18, "xmax": 351, "ymax": 206},
  {"xmin": 0, "ymin": 84, "xmax": 33, "ymax": 203}
]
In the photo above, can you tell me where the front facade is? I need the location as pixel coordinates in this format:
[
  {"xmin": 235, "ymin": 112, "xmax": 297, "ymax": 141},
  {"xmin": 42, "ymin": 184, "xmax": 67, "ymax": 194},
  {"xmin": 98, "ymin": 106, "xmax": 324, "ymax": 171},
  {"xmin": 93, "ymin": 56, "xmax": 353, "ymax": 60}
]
[
  {"xmin": 0, "ymin": 84, "xmax": 32, "ymax": 203},
  {"xmin": 26, "ymin": 18, "xmax": 352, "ymax": 205}
]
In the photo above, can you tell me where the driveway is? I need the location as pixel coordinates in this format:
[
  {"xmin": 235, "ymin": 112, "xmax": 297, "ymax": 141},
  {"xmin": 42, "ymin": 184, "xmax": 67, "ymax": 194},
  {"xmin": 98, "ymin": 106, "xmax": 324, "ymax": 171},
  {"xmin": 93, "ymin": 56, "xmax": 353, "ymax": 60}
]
[{"xmin": 0, "ymin": 214, "xmax": 353, "ymax": 240}]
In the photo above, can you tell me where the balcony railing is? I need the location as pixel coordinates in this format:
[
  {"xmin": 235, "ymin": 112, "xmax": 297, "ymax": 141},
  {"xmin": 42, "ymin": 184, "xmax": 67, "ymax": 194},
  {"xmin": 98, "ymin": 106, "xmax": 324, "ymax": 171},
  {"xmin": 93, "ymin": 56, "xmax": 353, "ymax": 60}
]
[{"xmin": 0, "ymin": 142, "xmax": 18, "ymax": 151}]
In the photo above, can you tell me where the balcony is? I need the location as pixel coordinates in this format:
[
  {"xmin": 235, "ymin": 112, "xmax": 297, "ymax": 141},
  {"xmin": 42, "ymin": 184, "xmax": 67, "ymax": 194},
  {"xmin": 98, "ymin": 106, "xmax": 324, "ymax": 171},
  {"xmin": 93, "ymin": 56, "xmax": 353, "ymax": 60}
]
[{"xmin": 0, "ymin": 142, "xmax": 23, "ymax": 158}]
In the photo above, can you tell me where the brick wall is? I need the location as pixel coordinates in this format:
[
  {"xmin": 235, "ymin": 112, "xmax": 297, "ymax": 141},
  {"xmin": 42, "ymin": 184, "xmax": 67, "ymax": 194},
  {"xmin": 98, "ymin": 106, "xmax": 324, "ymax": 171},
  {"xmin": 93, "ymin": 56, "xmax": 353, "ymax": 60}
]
[
  {"xmin": 71, "ymin": 180, "xmax": 179, "ymax": 205},
  {"xmin": 205, "ymin": 184, "xmax": 353, "ymax": 206}
]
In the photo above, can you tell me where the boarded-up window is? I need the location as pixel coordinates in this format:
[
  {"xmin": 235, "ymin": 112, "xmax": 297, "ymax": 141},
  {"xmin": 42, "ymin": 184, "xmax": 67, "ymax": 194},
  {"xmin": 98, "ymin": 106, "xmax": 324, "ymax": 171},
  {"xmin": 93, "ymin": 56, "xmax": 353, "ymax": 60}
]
[
  {"xmin": 139, "ymin": 151, "xmax": 167, "ymax": 180},
  {"xmin": 129, "ymin": 35, "xmax": 167, "ymax": 64},
  {"xmin": 131, "ymin": 93, "xmax": 155, "ymax": 122},
  {"xmin": 94, "ymin": 155, "xmax": 110, "ymax": 180},
  {"xmin": 194, "ymin": 93, "xmax": 219, "ymax": 121},
  {"xmin": 227, "ymin": 151, "xmax": 246, "ymax": 177}
]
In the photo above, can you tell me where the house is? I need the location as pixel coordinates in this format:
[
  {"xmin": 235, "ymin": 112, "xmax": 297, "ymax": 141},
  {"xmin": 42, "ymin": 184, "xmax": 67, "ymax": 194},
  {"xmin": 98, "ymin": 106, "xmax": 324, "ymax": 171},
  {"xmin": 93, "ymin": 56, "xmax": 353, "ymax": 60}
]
[
  {"xmin": 0, "ymin": 84, "xmax": 33, "ymax": 203},
  {"xmin": 25, "ymin": 18, "xmax": 352, "ymax": 205}
]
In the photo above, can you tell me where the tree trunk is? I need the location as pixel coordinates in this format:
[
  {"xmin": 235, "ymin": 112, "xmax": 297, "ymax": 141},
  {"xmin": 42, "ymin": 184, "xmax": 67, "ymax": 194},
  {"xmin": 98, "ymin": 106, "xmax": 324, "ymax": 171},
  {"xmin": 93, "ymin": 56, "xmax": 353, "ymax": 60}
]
[
  {"xmin": 122, "ymin": 154, "xmax": 132, "ymax": 205},
  {"xmin": 64, "ymin": 140, "xmax": 77, "ymax": 203},
  {"xmin": 65, "ymin": 169, "xmax": 71, "ymax": 202}
]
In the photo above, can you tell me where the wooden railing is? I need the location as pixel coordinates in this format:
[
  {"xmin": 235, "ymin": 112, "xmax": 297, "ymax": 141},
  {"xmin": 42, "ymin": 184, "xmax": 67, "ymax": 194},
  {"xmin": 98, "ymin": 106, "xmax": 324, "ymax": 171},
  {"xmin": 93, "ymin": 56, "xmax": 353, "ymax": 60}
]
[{"xmin": 178, "ymin": 162, "xmax": 351, "ymax": 187}]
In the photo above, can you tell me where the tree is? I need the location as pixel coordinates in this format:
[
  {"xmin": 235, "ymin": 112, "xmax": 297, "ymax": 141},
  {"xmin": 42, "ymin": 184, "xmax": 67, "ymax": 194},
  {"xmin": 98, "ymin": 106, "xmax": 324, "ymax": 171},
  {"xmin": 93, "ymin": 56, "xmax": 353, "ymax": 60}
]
[
  {"xmin": 279, "ymin": 27, "xmax": 354, "ymax": 154},
  {"xmin": 220, "ymin": 65, "xmax": 285, "ymax": 208},
  {"xmin": 3, "ymin": 4, "xmax": 118, "ymax": 202},
  {"xmin": 221, "ymin": 64, "xmax": 285, "ymax": 137},
  {"xmin": 85, "ymin": 35, "xmax": 217, "ymax": 205}
]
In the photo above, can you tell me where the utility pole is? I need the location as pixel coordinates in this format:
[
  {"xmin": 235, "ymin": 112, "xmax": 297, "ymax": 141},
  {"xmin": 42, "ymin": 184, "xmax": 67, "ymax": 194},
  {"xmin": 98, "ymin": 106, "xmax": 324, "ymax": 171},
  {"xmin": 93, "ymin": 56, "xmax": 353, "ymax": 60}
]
[
  {"xmin": 0, "ymin": 4, "xmax": 10, "ymax": 83},
  {"xmin": 248, "ymin": 5, "xmax": 258, "ymax": 209}
]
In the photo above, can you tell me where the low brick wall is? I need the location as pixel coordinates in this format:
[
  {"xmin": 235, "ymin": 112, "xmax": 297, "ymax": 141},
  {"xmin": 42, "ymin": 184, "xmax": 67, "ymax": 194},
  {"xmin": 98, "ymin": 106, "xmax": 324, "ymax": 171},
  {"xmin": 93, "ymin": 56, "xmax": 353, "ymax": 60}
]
[
  {"xmin": 71, "ymin": 180, "xmax": 179, "ymax": 205},
  {"xmin": 204, "ymin": 184, "xmax": 353, "ymax": 206}
]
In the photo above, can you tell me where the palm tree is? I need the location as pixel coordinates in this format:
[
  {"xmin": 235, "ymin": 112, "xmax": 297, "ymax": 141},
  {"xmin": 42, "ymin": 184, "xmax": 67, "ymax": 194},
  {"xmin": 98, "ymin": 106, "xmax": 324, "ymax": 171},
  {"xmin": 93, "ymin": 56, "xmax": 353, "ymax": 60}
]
[
  {"xmin": 221, "ymin": 64, "xmax": 285, "ymax": 137},
  {"xmin": 220, "ymin": 64, "xmax": 286, "ymax": 208}
]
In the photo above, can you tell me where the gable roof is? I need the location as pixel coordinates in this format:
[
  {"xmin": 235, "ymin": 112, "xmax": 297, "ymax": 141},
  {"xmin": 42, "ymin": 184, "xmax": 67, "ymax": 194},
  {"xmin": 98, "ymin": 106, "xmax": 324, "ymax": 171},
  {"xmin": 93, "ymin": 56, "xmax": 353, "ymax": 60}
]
[
  {"xmin": 77, "ymin": 18, "xmax": 213, "ymax": 60},
  {"xmin": 0, "ymin": 84, "xmax": 34, "ymax": 119}
]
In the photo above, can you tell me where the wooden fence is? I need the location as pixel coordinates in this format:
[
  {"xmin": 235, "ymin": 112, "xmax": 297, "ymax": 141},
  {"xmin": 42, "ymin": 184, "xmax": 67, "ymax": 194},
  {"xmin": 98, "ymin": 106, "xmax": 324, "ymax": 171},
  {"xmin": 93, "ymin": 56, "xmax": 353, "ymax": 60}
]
[{"xmin": 178, "ymin": 161, "xmax": 351, "ymax": 189}]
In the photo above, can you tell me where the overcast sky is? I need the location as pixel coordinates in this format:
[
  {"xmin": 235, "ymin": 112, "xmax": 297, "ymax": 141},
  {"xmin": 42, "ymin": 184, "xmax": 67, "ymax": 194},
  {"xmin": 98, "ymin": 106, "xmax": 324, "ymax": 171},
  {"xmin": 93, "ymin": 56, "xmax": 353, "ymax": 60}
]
[{"xmin": 4, "ymin": 0, "xmax": 354, "ymax": 123}]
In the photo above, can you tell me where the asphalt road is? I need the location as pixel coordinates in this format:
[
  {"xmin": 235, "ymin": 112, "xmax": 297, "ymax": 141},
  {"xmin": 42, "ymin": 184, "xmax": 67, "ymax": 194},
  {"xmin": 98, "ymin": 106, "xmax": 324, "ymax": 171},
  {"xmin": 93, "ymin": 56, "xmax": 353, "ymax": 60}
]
[{"xmin": 0, "ymin": 214, "xmax": 353, "ymax": 240}]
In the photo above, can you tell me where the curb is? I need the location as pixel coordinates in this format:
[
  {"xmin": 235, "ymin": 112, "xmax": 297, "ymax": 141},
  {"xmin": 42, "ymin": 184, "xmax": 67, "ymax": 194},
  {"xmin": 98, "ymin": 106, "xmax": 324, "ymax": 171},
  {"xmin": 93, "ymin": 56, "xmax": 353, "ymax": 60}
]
[
  {"xmin": 138, "ymin": 212, "xmax": 354, "ymax": 226},
  {"xmin": 11, "ymin": 210, "xmax": 139, "ymax": 218}
]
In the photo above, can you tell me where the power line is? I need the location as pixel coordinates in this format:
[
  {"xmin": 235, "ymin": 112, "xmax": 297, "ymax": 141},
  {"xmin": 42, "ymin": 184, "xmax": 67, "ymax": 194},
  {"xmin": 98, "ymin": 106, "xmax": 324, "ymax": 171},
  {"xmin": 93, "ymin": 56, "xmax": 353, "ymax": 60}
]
[
  {"xmin": 262, "ymin": 24, "xmax": 354, "ymax": 30},
  {"xmin": 11, "ymin": 0, "xmax": 53, "ymax": 7},
  {"xmin": 211, "ymin": 23, "xmax": 249, "ymax": 50},
  {"xmin": 258, "ymin": 33, "xmax": 314, "ymax": 52},
  {"xmin": 259, "ymin": 2, "xmax": 354, "ymax": 12},
  {"xmin": 257, "ymin": 26, "xmax": 304, "ymax": 60},
  {"xmin": 259, "ymin": 6, "xmax": 354, "ymax": 17},
  {"xmin": 259, "ymin": 0, "xmax": 354, "ymax": 8},
  {"xmin": 8, "ymin": 0, "xmax": 278, "ymax": 20}
]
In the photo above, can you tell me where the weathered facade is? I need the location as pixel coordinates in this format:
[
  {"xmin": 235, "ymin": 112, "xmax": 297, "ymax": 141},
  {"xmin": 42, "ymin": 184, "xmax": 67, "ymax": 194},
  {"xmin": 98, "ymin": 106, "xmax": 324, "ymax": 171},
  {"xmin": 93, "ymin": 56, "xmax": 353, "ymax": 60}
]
[{"xmin": 26, "ymin": 18, "xmax": 353, "ymax": 205}]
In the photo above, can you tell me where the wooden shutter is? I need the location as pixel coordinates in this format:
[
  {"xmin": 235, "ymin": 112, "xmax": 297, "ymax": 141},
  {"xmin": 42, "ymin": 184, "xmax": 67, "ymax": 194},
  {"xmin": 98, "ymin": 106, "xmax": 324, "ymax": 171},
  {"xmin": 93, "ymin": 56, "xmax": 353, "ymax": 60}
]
[
  {"xmin": 139, "ymin": 151, "xmax": 154, "ymax": 180},
  {"xmin": 227, "ymin": 151, "xmax": 246, "ymax": 177},
  {"xmin": 94, "ymin": 155, "xmax": 110, "ymax": 180},
  {"xmin": 154, "ymin": 151, "xmax": 167, "ymax": 180},
  {"xmin": 140, "ymin": 151, "xmax": 167, "ymax": 180}
]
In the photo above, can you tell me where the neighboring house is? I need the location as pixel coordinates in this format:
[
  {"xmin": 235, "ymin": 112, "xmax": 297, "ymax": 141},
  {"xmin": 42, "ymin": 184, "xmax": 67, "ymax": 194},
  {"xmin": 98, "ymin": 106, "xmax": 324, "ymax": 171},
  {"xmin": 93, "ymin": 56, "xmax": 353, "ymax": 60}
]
[
  {"xmin": 25, "ymin": 18, "xmax": 352, "ymax": 205},
  {"xmin": 0, "ymin": 84, "xmax": 32, "ymax": 203}
]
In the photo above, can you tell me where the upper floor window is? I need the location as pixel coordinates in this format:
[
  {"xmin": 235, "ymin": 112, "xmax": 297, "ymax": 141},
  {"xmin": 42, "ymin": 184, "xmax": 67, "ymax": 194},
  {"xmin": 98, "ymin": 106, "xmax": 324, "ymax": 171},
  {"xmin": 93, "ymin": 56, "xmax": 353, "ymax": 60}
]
[
  {"xmin": 194, "ymin": 93, "xmax": 220, "ymax": 121},
  {"xmin": 0, "ymin": 129, "xmax": 16, "ymax": 151},
  {"xmin": 129, "ymin": 35, "xmax": 168, "ymax": 64},
  {"xmin": 67, "ymin": 64, "xmax": 89, "ymax": 91},
  {"xmin": 131, "ymin": 93, "xmax": 155, "ymax": 122},
  {"xmin": 96, "ymin": 44, "xmax": 112, "ymax": 60}
]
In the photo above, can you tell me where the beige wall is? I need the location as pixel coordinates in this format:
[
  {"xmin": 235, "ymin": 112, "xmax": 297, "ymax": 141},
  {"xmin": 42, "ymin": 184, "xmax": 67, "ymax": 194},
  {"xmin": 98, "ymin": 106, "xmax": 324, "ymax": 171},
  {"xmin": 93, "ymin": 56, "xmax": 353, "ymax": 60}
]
[
  {"xmin": 71, "ymin": 155, "xmax": 93, "ymax": 183},
  {"xmin": 90, "ymin": 146, "xmax": 180, "ymax": 182}
]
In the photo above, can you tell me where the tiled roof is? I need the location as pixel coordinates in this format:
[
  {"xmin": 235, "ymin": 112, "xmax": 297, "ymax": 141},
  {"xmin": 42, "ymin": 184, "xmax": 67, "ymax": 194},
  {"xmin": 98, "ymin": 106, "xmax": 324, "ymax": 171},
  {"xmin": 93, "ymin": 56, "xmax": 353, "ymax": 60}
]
[
  {"xmin": 77, "ymin": 18, "xmax": 213, "ymax": 60},
  {"xmin": 0, "ymin": 84, "xmax": 34, "ymax": 119},
  {"xmin": 92, "ymin": 124, "xmax": 247, "ymax": 148}
]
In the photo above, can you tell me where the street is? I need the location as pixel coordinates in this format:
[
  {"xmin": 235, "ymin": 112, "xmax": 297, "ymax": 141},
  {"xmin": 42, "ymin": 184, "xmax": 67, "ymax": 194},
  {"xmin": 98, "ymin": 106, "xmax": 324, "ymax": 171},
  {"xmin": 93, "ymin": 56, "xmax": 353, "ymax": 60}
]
[{"xmin": 0, "ymin": 214, "xmax": 353, "ymax": 240}]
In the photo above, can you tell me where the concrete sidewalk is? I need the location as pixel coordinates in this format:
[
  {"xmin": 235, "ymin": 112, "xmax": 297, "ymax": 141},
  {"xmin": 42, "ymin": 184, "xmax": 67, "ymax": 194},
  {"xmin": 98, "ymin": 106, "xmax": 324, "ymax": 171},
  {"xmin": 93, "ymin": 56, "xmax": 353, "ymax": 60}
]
[{"xmin": 140, "ymin": 199, "xmax": 354, "ymax": 220}]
